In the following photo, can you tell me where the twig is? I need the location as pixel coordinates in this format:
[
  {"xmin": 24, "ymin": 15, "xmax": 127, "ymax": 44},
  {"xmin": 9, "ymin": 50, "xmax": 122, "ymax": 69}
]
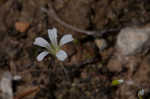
[
  {"xmin": 14, "ymin": 86, "xmax": 40, "ymax": 99},
  {"xmin": 41, "ymin": 1, "xmax": 120, "ymax": 37}
]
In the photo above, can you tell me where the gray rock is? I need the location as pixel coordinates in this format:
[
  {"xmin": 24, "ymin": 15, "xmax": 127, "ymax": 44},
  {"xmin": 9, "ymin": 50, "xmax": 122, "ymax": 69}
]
[{"xmin": 116, "ymin": 26, "xmax": 150, "ymax": 56}]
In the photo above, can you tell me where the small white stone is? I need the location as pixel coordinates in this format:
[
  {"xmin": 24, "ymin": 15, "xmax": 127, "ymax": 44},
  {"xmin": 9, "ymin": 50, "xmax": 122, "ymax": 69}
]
[
  {"xmin": 95, "ymin": 39, "xmax": 107, "ymax": 51},
  {"xmin": 13, "ymin": 75, "xmax": 22, "ymax": 81},
  {"xmin": 0, "ymin": 72, "xmax": 13, "ymax": 99}
]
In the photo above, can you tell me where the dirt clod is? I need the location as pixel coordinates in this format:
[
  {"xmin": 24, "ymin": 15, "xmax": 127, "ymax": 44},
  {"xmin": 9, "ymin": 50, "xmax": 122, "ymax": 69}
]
[
  {"xmin": 15, "ymin": 21, "xmax": 30, "ymax": 33},
  {"xmin": 0, "ymin": 0, "xmax": 150, "ymax": 99}
]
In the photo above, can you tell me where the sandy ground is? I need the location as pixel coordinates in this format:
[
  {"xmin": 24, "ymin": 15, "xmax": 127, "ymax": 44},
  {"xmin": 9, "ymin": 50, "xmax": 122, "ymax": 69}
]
[{"xmin": 0, "ymin": 0, "xmax": 150, "ymax": 99}]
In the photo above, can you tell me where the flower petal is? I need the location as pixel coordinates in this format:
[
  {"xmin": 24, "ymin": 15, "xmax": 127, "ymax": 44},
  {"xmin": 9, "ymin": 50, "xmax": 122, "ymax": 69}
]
[
  {"xmin": 33, "ymin": 37, "xmax": 50, "ymax": 48},
  {"xmin": 48, "ymin": 28, "xmax": 58, "ymax": 47},
  {"xmin": 56, "ymin": 50, "xmax": 67, "ymax": 61},
  {"xmin": 37, "ymin": 51, "xmax": 49, "ymax": 61},
  {"xmin": 59, "ymin": 34, "xmax": 74, "ymax": 46}
]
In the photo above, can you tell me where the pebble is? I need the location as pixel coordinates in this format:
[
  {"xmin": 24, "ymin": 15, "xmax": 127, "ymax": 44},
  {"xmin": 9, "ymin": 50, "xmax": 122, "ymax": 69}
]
[
  {"xmin": 15, "ymin": 21, "xmax": 30, "ymax": 33},
  {"xmin": 95, "ymin": 38, "xmax": 107, "ymax": 51},
  {"xmin": 116, "ymin": 26, "xmax": 150, "ymax": 56}
]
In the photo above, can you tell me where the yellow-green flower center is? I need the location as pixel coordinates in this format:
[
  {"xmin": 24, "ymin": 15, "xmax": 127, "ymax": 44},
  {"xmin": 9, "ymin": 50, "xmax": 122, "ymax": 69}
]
[{"xmin": 47, "ymin": 44, "xmax": 60, "ymax": 56}]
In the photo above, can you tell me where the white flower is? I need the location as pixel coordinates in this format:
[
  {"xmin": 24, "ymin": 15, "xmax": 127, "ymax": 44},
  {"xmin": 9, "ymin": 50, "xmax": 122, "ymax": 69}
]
[
  {"xmin": 33, "ymin": 28, "xmax": 74, "ymax": 61},
  {"xmin": 138, "ymin": 89, "xmax": 144, "ymax": 96},
  {"xmin": 112, "ymin": 79, "xmax": 124, "ymax": 86}
]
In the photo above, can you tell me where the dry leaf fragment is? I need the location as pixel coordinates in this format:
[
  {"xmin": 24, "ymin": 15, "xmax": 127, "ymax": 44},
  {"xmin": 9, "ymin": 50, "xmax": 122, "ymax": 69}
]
[{"xmin": 15, "ymin": 21, "xmax": 30, "ymax": 32}]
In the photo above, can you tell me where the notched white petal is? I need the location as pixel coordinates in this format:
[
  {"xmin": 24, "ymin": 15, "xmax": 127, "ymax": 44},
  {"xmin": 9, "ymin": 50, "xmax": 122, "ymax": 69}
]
[
  {"xmin": 33, "ymin": 37, "xmax": 50, "ymax": 48},
  {"xmin": 59, "ymin": 34, "xmax": 74, "ymax": 46},
  {"xmin": 56, "ymin": 50, "xmax": 67, "ymax": 61},
  {"xmin": 48, "ymin": 28, "xmax": 58, "ymax": 46},
  {"xmin": 37, "ymin": 51, "xmax": 49, "ymax": 61}
]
